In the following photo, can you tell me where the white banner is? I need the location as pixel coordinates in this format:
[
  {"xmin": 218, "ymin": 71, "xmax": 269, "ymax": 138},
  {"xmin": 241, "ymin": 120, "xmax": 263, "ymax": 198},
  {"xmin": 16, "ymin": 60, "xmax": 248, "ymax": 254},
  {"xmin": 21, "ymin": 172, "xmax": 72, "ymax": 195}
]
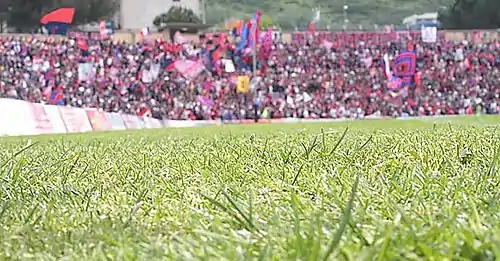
[
  {"xmin": 138, "ymin": 117, "xmax": 148, "ymax": 129},
  {"xmin": 0, "ymin": 99, "xmax": 36, "ymax": 136},
  {"xmin": 141, "ymin": 64, "xmax": 160, "ymax": 83},
  {"xmin": 58, "ymin": 106, "xmax": 93, "ymax": 133},
  {"xmin": 43, "ymin": 105, "xmax": 69, "ymax": 134},
  {"xmin": 78, "ymin": 63, "xmax": 95, "ymax": 82},
  {"xmin": 421, "ymin": 26, "xmax": 437, "ymax": 43},
  {"xmin": 0, "ymin": 98, "xmax": 396, "ymax": 137},
  {"xmin": 122, "ymin": 114, "xmax": 143, "ymax": 129},
  {"xmin": 148, "ymin": 118, "xmax": 164, "ymax": 129},
  {"xmin": 30, "ymin": 103, "xmax": 57, "ymax": 135},
  {"xmin": 106, "ymin": 112, "xmax": 127, "ymax": 130}
]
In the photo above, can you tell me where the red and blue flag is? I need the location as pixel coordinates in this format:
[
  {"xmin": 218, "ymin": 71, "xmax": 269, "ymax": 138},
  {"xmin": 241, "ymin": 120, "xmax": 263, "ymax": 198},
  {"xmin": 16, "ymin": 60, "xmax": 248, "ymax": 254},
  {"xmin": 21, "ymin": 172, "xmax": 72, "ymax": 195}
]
[
  {"xmin": 248, "ymin": 11, "xmax": 261, "ymax": 48},
  {"xmin": 49, "ymin": 86, "xmax": 65, "ymax": 105},
  {"xmin": 383, "ymin": 51, "xmax": 417, "ymax": 89},
  {"xmin": 236, "ymin": 21, "xmax": 250, "ymax": 52},
  {"xmin": 236, "ymin": 11, "xmax": 261, "ymax": 52},
  {"xmin": 40, "ymin": 8, "xmax": 75, "ymax": 36},
  {"xmin": 392, "ymin": 51, "xmax": 416, "ymax": 78}
]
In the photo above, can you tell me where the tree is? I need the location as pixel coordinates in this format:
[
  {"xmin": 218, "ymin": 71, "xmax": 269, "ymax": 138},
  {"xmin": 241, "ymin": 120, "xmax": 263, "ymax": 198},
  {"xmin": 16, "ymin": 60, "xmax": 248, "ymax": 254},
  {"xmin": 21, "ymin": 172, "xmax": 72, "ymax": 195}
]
[
  {"xmin": 7, "ymin": 0, "xmax": 49, "ymax": 32},
  {"xmin": 0, "ymin": 0, "xmax": 13, "ymax": 32},
  {"xmin": 7, "ymin": 0, "xmax": 117, "ymax": 32},
  {"xmin": 152, "ymin": 6, "xmax": 202, "ymax": 29},
  {"xmin": 259, "ymin": 14, "xmax": 274, "ymax": 30},
  {"xmin": 204, "ymin": 0, "xmax": 457, "ymax": 30},
  {"xmin": 440, "ymin": 0, "xmax": 500, "ymax": 29},
  {"xmin": 71, "ymin": 0, "xmax": 117, "ymax": 25}
]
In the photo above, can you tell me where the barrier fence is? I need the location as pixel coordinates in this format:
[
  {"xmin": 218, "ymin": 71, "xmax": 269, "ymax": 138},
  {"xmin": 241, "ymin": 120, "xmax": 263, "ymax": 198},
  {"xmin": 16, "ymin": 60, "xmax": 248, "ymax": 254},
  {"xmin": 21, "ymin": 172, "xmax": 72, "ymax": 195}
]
[
  {"xmin": 0, "ymin": 98, "xmax": 480, "ymax": 137},
  {"xmin": 0, "ymin": 98, "xmax": 167, "ymax": 137},
  {"xmin": 0, "ymin": 98, "xmax": 372, "ymax": 137}
]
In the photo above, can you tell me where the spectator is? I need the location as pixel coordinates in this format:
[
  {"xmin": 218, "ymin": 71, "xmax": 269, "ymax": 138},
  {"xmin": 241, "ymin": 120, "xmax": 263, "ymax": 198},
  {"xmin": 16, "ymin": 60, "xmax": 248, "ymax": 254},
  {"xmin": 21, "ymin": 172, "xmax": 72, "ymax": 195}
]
[{"xmin": 0, "ymin": 32, "xmax": 498, "ymax": 120}]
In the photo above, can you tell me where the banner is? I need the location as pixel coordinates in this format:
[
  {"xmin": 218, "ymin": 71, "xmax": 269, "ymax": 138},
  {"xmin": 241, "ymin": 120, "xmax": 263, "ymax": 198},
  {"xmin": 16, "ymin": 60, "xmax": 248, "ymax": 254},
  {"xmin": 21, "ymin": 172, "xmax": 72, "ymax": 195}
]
[
  {"xmin": 30, "ymin": 103, "xmax": 55, "ymax": 134},
  {"xmin": 141, "ymin": 63, "xmax": 160, "ymax": 83},
  {"xmin": 122, "ymin": 114, "xmax": 142, "ymax": 129},
  {"xmin": 421, "ymin": 26, "xmax": 437, "ymax": 43},
  {"xmin": 106, "ymin": 112, "xmax": 127, "ymax": 130},
  {"xmin": 0, "ymin": 99, "xmax": 36, "ymax": 136},
  {"xmin": 59, "ymin": 106, "xmax": 93, "ymax": 133},
  {"xmin": 78, "ymin": 63, "xmax": 95, "ymax": 82},
  {"xmin": 237, "ymin": 76, "xmax": 250, "ymax": 93},
  {"xmin": 139, "ymin": 117, "xmax": 150, "ymax": 129},
  {"xmin": 222, "ymin": 59, "xmax": 235, "ymax": 73},
  {"xmin": 86, "ymin": 109, "xmax": 112, "ymax": 131},
  {"xmin": 43, "ymin": 105, "xmax": 69, "ymax": 133},
  {"xmin": 0, "ymin": 98, "xmax": 224, "ymax": 136},
  {"xmin": 149, "ymin": 118, "xmax": 164, "ymax": 128}
]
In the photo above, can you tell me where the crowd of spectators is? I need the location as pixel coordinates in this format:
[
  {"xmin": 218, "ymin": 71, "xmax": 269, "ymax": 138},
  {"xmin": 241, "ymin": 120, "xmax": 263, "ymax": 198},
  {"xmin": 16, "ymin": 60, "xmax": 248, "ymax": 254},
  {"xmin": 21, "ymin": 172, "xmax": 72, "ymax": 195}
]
[{"xmin": 0, "ymin": 31, "xmax": 499, "ymax": 120}]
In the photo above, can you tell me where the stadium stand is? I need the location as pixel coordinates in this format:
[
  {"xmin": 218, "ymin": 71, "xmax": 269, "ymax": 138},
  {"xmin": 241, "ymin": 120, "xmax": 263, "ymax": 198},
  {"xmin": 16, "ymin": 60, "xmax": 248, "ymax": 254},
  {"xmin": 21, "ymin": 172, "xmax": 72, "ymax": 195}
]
[{"xmin": 0, "ymin": 30, "xmax": 499, "ymax": 122}]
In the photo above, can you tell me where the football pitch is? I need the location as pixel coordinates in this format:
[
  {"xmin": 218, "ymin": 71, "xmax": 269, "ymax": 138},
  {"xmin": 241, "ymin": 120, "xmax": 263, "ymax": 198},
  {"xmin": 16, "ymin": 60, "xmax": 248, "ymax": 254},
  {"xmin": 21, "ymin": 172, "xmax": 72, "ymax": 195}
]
[{"xmin": 1, "ymin": 115, "xmax": 500, "ymax": 260}]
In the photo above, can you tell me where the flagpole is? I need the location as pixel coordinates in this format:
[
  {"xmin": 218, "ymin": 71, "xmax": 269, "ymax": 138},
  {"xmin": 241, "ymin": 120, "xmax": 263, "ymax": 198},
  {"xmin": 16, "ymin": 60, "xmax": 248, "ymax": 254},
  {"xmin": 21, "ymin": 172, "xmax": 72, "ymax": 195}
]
[
  {"xmin": 252, "ymin": 41, "xmax": 257, "ymax": 77},
  {"xmin": 252, "ymin": 35, "xmax": 257, "ymax": 120},
  {"xmin": 252, "ymin": 11, "xmax": 259, "ymax": 77},
  {"xmin": 251, "ymin": 20, "xmax": 258, "ymax": 122}
]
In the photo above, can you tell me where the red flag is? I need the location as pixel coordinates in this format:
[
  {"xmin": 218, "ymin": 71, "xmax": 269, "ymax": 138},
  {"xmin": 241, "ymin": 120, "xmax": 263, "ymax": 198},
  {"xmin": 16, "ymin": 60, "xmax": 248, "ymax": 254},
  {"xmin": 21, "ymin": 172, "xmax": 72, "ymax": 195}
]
[
  {"xmin": 218, "ymin": 33, "xmax": 227, "ymax": 47},
  {"xmin": 253, "ymin": 11, "xmax": 261, "ymax": 44},
  {"xmin": 308, "ymin": 22, "xmax": 315, "ymax": 32},
  {"xmin": 40, "ymin": 8, "xmax": 75, "ymax": 24},
  {"xmin": 77, "ymin": 38, "xmax": 88, "ymax": 51}
]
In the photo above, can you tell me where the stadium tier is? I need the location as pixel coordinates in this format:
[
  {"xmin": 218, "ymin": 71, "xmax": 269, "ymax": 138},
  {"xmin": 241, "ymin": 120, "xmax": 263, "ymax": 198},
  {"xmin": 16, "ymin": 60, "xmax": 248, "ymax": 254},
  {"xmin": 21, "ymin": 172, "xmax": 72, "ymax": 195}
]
[{"xmin": 0, "ymin": 32, "xmax": 499, "ymax": 122}]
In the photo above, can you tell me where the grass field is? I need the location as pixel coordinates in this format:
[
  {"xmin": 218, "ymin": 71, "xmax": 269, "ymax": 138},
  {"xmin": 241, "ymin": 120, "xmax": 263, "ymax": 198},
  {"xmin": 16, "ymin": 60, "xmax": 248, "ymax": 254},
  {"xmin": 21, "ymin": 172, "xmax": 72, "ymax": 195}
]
[{"xmin": 1, "ymin": 115, "xmax": 500, "ymax": 260}]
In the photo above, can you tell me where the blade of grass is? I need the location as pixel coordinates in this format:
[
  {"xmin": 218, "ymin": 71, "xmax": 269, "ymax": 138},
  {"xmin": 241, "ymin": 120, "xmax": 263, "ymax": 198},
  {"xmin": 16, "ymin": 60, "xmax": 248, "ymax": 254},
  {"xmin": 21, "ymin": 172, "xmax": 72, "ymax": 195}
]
[
  {"xmin": 323, "ymin": 175, "xmax": 360, "ymax": 261},
  {"xmin": 328, "ymin": 127, "xmax": 349, "ymax": 159}
]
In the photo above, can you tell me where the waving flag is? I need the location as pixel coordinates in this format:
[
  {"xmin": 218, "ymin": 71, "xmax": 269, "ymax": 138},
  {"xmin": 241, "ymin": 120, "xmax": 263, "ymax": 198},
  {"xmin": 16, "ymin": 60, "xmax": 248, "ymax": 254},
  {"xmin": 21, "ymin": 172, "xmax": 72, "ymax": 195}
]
[
  {"xmin": 382, "ymin": 54, "xmax": 392, "ymax": 78},
  {"xmin": 174, "ymin": 60, "xmax": 205, "ymax": 80},
  {"xmin": 392, "ymin": 51, "xmax": 416, "ymax": 88},
  {"xmin": 99, "ymin": 21, "xmax": 108, "ymax": 39},
  {"xmin": 236, "ymin": 11, "xmax": 261, "ymax": 52},
  {"xmin": 392, "ymin": 51, "xmax": 416, "ymax": 78},
  {"xmin": 140, "ymin": 27, "xmax": 150, "ymax": 39},
  {"xmin": 77, "ymin": 38, "xmax": 89, "ymax": 57},
  {"xmin": 248, "ymin": 11, "xmax": 262, "ymax": 48},
  {"xmin": 237, "ymin": 22, "xmax": 250, "ymax": 52},
  {"xmin": 49, "ymin": 86, "xmax": 65, "ymax": 105},
  {"xmin": 322, "ymin": 39, "xmax": 334, "ymax": 49},
  {"xmin": 383, "ymin": 51, "xmax": 417, "ymax": 89},
  {"xmin": 383, "ymin": 54, "xmax": 402, "ymax": 90},
  {"xmin": 198, "ymin": 96, "xmax": 215, "ymax": 106},
  {"xmin": 308, "ymin": 22, "xmax": 316, "ymax": 32},
  {"xmin": 40, "ymin": 8, "xmax": 75, "ymax": 35}
]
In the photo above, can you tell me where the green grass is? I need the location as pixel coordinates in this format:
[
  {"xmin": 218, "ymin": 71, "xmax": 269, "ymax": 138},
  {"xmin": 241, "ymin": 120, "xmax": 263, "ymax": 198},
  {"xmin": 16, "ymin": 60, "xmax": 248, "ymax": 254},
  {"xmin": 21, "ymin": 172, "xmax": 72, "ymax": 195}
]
[{"xmin": 1, "ymin": 115, "xmax": 500, "ymax": 260}]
